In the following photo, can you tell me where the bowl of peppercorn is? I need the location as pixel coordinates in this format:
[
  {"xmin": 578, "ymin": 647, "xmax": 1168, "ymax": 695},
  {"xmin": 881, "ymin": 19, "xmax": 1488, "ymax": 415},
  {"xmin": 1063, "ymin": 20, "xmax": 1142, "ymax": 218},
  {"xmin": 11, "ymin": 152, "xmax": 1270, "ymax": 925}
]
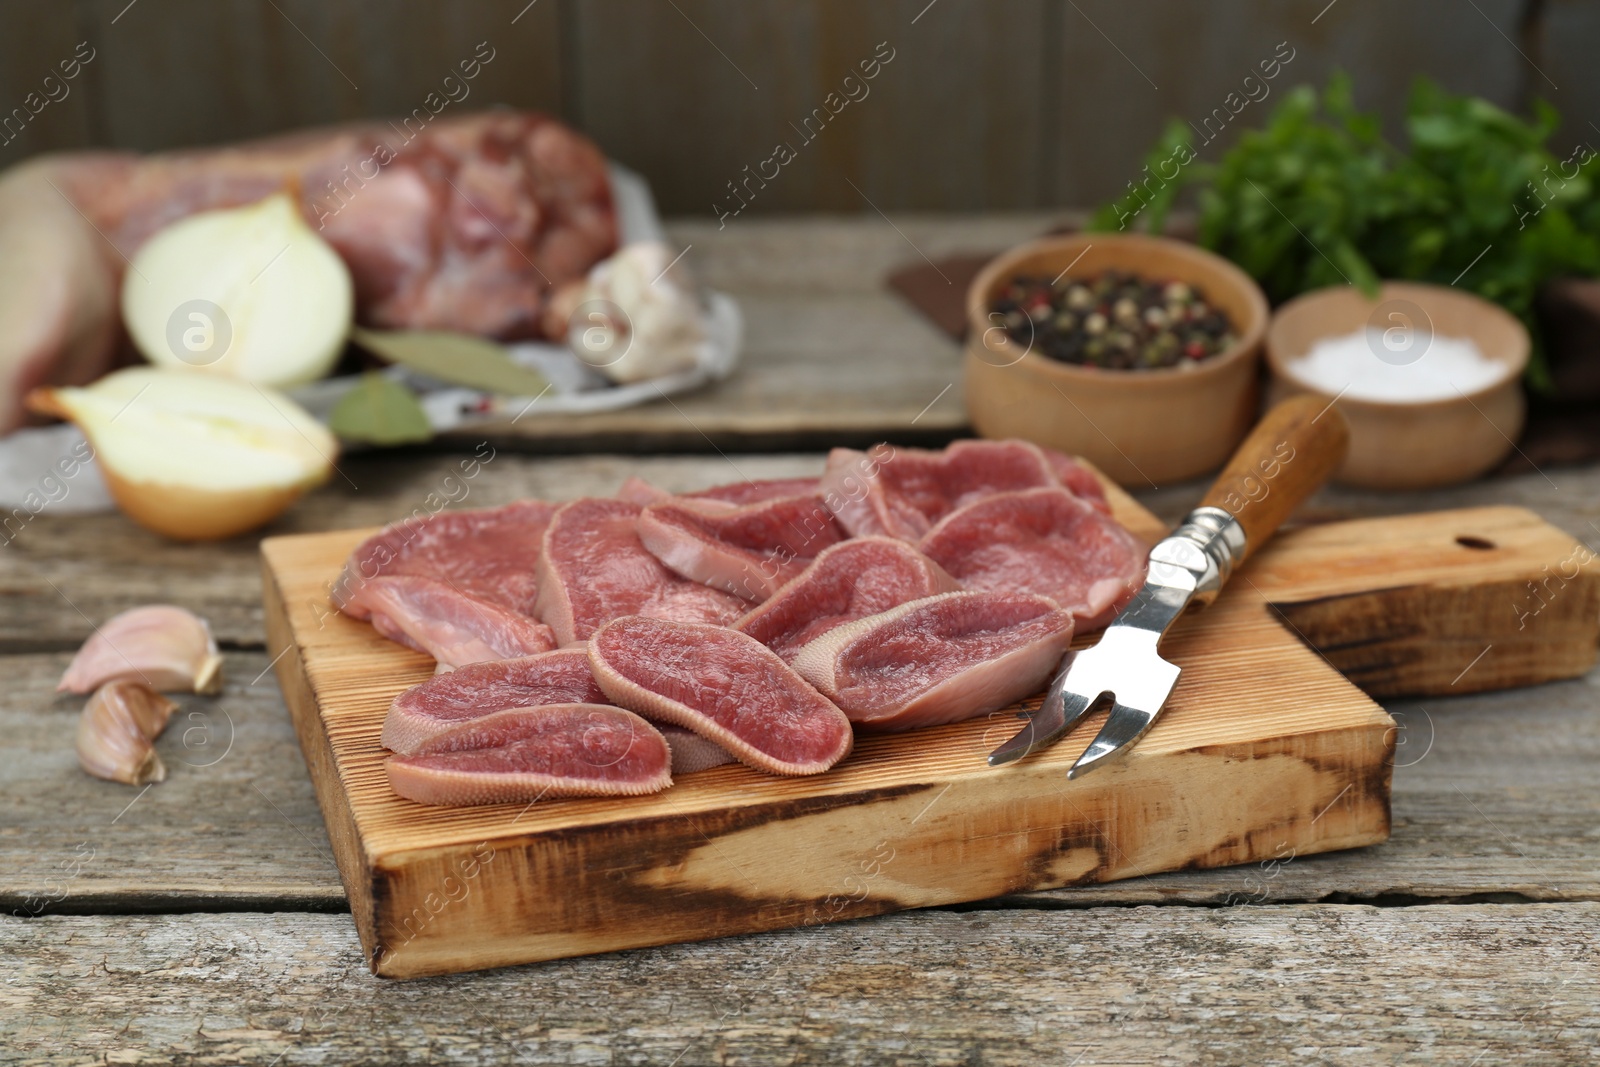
[{"xmin": 965, "ymin": 233, "xmax": 1269, "ymax": 485}]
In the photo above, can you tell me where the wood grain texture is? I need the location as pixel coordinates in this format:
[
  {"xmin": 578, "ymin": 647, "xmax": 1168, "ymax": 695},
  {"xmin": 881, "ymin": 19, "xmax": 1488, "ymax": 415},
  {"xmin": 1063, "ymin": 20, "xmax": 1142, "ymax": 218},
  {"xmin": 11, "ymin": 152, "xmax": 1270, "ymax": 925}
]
[
  {"xmin": 0, "ymin": 650, "xmax": 341, "ymax": 916},
  {"xmin": 1048, "ymin": 0, "xmax": 1526, "ymax": 208},
  {"xmin": 259, "ymin": 477, "xmax": 1390, "ymax": 976},
  {"xmin": 1543, "ymin": 0, "xmax": 1600, "ymax": 151},
  {"xmin": 5, "ymin": 905, "xmax": 1598, "ymax": 1064},
  {"xmin": 5, "ymin": 652, "xmax": 1600, "ymax": 914},
  {"xmin": 80, "ymin": 0, "xmax": 561, "ymax": 152},
  {"xmin": 7, "ymin": 453, "xmax": 1597, "ymax": 913},
  {"xmin": 1200, "ymin": 395, "xmax": 1349, "ymax": 562},
  {"xmin": 260, "ymin": 486, "xmax": 1600, "ymax": 975},
  {"xmin": 0, "ymin": 1, "xmax": 99, "ymax": 158},
  {"xmin": 3, "ymin": 2, "xmax": 1581, "ymax": 210},
  {"xmin": 570, "ymin": 0, "xmax": 1048, "ymax": 213}
]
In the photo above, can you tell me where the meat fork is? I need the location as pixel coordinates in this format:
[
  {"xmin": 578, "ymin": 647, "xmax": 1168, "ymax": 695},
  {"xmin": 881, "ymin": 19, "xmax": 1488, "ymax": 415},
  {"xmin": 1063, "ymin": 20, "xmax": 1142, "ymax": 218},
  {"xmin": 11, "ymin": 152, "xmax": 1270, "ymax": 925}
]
[{"xmin": 988, "ymin": 395, "xmax": 1351, "ymax": 777}]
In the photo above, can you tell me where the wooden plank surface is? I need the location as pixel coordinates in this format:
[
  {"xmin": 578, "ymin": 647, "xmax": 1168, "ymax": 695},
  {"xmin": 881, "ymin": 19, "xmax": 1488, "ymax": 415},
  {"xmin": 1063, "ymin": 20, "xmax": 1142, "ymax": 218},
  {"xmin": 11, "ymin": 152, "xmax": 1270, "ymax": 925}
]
[
  {"xmin": 80, "ymin": 0, "xmax": 563, "ymax": 152},
  {"xmin": 4, "ymin": 905, "xmax": 1597, "ymax": 1064},
  {"xmin": 6, "ymin": 452, "xmax": 1599, "ymax": 1047},
  {"xmin": 8, "ymin": 0, "xmax": 1577, "ymax": 214},
  {"xmin": 6, "ymin": 649, "xmax": 1599, "ymax": 915},
  {"xmin": 266, "ymin": 470, "xmax": 1470, "ymax": 975},
  {"xmin": 8, "ymin": 449, "xmax": 1598, "ymax": 922},
  {"xmin": 1048, "ymin": 0, "xmax": 1526, "ymax": 207},
  {"xmin": 9, "ymin": 1, "xmax": 1566, "ymax": 211},
  {"xmin": 8, "ymin": 443, "xmax": 1600, "ymax": 652},
  {"xmin": 571, "ymin": 0, "xmax": 1048, "ymax": 213},
  {"xmin": 0, "ymin": 651, "xmax": 340, "ymax": 916},
  {"xmin": 0, "ymin": 1, "xmax": 99, "ymax": 158}
]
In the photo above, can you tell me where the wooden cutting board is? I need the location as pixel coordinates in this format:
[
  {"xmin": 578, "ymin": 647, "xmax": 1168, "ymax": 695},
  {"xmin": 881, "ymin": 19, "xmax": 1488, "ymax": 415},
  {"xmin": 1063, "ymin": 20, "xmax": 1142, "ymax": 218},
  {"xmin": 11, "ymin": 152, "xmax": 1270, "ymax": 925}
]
[{"xmin": 261, "ymin": 483, "xmax": 1600, "ymax": 978}]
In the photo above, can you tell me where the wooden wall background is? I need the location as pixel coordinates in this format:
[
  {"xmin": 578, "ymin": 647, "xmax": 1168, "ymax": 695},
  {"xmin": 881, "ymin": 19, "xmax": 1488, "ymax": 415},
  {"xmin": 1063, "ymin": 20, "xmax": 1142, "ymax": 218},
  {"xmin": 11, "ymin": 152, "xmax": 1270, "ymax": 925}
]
[{"xmin": 0, "ymin": 0, "xmax": 1594, "ymax": 214}]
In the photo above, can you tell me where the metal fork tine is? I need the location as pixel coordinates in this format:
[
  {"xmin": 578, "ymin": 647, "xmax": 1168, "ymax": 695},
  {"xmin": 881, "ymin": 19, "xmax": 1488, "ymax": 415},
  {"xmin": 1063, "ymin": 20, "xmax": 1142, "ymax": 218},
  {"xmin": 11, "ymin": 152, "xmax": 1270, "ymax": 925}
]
[
  {"xmin": 986, "ymin": 662, "xmax": 1109, "ymax": 767},
  {"xmin": 1065, "ymin": 700, "xmax": 1160, "ymax": 780}
]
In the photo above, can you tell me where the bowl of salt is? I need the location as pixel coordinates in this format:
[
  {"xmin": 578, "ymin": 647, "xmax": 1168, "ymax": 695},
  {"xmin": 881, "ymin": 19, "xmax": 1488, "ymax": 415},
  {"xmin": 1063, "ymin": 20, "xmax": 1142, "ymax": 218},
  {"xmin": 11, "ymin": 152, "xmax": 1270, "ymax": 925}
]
[{"xmin": 1264, "ymin": 281, "xmax": 1529, "ymax": 489}]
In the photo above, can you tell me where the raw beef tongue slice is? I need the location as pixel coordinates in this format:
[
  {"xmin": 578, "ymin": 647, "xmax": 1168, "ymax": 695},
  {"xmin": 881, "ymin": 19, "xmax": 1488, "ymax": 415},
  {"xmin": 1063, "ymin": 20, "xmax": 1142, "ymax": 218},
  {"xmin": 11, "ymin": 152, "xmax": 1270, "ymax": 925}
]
[
  {"xmin": 382, "ymin": 647, "xmax": 606, "ymax": 755},
  {"xmin": 535, "ymin": 498, "xmax": 746, "ymax": 646},
  {"xmin": 1037, "ymin": 446, "xmax": 1111, "ymax": 514},
  {"xmin": 357, "ymin": 576, "xmax": 557, "ymax": 668},
  {"xmin": 735, "ymin": 536, "xmax": 964, "ymax": 661},
  {"xmin": 918, "ymin": 487, "xmax": 1146, "ymax": 629},
  {"xmin": 819, "ymin": 439, "xmax": 1103, "ymax": 540},
  {"xmin": 636, "ymin": 494, "xmax": 845, "ymax": 602},
  {"xmin": 616, "ymin": 475, "xmax": 819, "ymax": 509},
  {"xmin": 615, "ymin": 476, "xmax": 673, "ymax": 506},
  {"xmin": 386, "ymin": 703, "xmax": 672, "ymax": 806},
  {"xmin": 587, "ymin": 616, "xmax": 854, "ymax": 776},
  {"xmin": 791, "ymin": 591, "xmax": 1075, "ymax": 732},
  {"xmin": 688, "ymin": 477, "xmax": 821, "ymax": 505},
  {"xmin": 334, "ymin": 499, "xmax": 556, "ymax": 619}
]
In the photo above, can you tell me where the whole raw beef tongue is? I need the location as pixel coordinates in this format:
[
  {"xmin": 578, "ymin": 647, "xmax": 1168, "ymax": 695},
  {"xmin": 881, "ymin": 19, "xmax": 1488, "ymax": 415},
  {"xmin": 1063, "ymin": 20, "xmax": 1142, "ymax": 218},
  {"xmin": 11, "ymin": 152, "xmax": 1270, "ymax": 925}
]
[
  {"xmin": 735, "ymin": 537, "xmax": 964, "ymax": 661},
  {"xmin": 535, "ymin": 498, "xmax": 746, "ymax": 646},
  {"xmin": 918, "ymin": 487, "xmax": 1146, "ymax": 629},
  {"xmin": 636, "ymin": 494, "xmax": 845, "ymax": 602},
  {"xmin": 587, "ymin": 616, "xmax": 854, "ymax": 776},
  {"xmin": 791, "ymin": 591, "xmax": 1075, "ymax": 731},
  {"xmin": 386, "ymin": 703, "xmax": 672, "ymax": 806},
  {"xmin": 382, "ymin": 648, "xmax": 606, "ymax": 755},
  {"xmin": 357, "ymin": 576, "xmax": 557, "ymax": 668}
]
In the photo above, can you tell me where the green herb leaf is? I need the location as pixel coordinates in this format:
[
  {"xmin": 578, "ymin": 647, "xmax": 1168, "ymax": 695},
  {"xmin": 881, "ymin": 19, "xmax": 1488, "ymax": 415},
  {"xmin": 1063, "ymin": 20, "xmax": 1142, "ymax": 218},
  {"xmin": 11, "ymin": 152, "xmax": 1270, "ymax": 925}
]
[
  {"xmin": 352, "ymin": 327, "xmax": 549, "ymax": 397},
  {"xmin": 328, "ymin": 372, "xmax": 433, "ymax": 445},
  {"xmin": 1096, "ymin": 71, "xmax": 1600, "ymax": 390}
]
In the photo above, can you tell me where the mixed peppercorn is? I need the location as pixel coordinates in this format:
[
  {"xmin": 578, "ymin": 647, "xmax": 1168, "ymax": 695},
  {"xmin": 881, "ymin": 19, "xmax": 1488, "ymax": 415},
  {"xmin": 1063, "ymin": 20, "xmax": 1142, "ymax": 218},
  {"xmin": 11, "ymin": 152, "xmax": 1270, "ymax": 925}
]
[{"xmin": 989, "ymin": 271, "xmax": 1236, "ymax": 370}]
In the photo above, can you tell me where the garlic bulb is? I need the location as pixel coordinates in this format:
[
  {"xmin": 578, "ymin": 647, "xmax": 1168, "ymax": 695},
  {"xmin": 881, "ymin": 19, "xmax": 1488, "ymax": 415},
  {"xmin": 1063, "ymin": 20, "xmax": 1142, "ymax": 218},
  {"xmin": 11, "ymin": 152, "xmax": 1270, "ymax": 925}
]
[
  {"xmin": 28, "ymin": 367, "xmax": 336, "ymax": 541},
  {"xmin": 59, "ymin": 604, "xmax": 223, "ymax": 695},
  {"xmin": 121, "ymin": 192, "xmax": 354, "ymax": 388},
  {"xmin": 566, "ymin": 241, "xmax": 708, "ymax": 384},
  {"xmin": 76, "ymin": 681, "xmax": 178, "ymax": 786}
]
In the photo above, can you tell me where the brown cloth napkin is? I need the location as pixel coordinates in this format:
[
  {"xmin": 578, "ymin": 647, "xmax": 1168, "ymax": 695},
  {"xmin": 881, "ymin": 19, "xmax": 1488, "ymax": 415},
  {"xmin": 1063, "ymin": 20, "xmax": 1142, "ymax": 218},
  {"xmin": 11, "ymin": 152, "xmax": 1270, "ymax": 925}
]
[
  {"xmin": 884, "ymin": 255, "xmax": 993, "ymax": 341},
  {"xmin": 885, "ymin": 245, "xmax": 1600, "ymax": 477}
]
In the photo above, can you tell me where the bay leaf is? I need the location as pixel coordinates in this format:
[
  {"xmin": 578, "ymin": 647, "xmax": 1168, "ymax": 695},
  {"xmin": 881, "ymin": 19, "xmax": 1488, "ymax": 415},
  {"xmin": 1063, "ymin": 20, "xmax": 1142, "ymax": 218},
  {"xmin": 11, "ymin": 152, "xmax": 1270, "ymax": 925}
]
[
  {"xmin": 352, "ymin": 327, "xmax": 550, "ymax": 397},
  {"xmin": 328, "ymin": 372, "xmax": 433, "ymax": 445}
]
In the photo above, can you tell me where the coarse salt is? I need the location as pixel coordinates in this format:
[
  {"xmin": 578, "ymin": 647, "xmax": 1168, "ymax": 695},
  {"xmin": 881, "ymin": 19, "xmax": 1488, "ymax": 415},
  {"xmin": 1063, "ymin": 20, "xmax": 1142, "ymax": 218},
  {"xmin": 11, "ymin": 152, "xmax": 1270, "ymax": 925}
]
[{"xmin": 1289, "ymin": 327, "xmax": 1507, "ymax": 402}]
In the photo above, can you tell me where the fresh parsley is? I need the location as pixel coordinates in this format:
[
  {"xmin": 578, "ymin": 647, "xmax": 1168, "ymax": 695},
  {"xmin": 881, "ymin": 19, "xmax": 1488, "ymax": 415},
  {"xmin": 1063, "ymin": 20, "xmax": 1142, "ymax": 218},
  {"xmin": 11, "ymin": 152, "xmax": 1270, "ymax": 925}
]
[{"xmin": 1092, "ymin": 73, "xmax": 1600, "ymax": 388}]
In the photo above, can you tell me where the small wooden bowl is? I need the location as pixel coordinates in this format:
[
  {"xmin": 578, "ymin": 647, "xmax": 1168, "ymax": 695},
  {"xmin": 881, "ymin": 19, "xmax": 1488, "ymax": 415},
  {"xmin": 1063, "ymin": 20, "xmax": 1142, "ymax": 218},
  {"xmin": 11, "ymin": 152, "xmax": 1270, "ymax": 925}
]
[
  {"xmin": 1265, "ymin": 282, "xmax": 1528, "ymax": 490},
  {"xmin": 964, "ymin": 234, "xmax": 1269, "ymax": 486}
]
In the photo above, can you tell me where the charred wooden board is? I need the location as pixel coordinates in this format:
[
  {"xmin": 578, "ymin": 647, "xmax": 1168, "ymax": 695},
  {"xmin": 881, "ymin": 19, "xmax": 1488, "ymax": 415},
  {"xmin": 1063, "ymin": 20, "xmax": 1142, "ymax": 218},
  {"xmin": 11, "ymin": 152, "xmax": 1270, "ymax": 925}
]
[{"xmin": 260, "ymin": 484, "xmax": 1600, "ymax": 978}]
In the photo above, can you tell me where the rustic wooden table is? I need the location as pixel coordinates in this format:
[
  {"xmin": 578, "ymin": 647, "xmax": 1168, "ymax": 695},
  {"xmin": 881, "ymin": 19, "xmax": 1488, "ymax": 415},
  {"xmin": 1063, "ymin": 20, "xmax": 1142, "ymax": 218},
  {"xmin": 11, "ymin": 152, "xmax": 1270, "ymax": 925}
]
[{"xmin": 3, "ymin": 218, "xmax": 1597, "ymax": 1065}]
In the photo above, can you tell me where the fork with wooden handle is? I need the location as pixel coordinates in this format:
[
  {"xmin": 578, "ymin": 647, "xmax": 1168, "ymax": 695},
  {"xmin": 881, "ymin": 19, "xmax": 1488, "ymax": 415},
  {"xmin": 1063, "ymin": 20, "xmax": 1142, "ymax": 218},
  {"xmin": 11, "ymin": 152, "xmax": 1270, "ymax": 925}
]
[{"xmin": 987, "ymin": 395, "xmax": 1352, "ymax": 776}]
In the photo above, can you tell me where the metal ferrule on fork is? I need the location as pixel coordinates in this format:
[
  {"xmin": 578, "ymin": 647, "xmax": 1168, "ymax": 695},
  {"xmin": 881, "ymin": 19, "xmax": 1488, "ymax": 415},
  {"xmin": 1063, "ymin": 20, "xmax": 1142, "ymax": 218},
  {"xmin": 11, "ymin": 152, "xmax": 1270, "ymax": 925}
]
[{"xmin": 1146, "ymin": 506, "xmax": 1248, "ymax": 608}]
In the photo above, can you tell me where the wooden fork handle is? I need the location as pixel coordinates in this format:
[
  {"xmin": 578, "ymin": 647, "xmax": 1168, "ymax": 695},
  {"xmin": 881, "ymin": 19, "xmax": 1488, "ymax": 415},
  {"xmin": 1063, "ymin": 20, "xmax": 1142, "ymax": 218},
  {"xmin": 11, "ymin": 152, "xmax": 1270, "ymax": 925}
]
[{"xmin": 1199, "ymin": 395, "xmax": 1350, "ymax": 566}]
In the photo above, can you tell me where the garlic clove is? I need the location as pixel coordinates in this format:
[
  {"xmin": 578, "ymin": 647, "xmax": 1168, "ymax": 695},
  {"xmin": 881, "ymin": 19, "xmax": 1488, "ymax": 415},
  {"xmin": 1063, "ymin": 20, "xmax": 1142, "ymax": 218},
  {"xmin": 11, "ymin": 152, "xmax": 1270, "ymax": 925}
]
[
  {"xmin": 120, "ymin": 191, "xmax": 354, "ymax": 388},
  {"xmin": 569, "ymin": 241, "xmax": 708, "ymax": 385},
  {"xmin": 76, "ymin": 680, "xmax": 178, "ymax": 786},
  {"xmin": 59, "ymin": 604, "xmax": 223, "ymax": 695},
  {"xmin": 27, "ymin": 367, "xmax": 336, "ymax": 541}
]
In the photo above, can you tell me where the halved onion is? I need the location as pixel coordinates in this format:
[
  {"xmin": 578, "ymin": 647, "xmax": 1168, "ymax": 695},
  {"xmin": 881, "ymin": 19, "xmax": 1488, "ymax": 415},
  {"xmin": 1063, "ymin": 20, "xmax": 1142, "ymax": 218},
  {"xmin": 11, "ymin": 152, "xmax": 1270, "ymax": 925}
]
[
  {"xmin": 120, "ymin": 192, "xmax": 353, "ymax": 388},
  {"xmin": 28, "ymin": 367, "xmax": 337, "ymax": 541}
]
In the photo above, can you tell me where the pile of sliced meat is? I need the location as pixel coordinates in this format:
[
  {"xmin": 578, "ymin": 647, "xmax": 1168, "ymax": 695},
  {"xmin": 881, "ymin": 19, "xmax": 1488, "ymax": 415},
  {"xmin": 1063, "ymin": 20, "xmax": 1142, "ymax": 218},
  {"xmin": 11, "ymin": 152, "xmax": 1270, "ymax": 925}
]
[{"xmin": 338, "ymin": 439, "xmax": 1147, "ymax": 807}]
